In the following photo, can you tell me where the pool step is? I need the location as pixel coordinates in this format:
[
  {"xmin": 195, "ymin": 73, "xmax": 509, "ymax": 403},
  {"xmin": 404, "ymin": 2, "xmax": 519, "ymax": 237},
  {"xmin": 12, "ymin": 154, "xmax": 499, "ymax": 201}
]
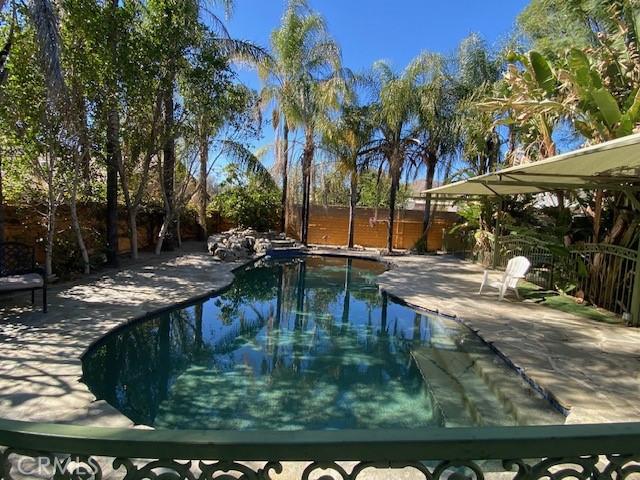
[
  {"xmin": 412, "ymin": 347, "xmax": 515, "ymax": 426},
  {"xmin": 464, "ymin": 351, "xmax": 564, "ymax": 425},
  {"xmin": 412, "ymin": 342, "xmax": 564, "ymax": 427}
]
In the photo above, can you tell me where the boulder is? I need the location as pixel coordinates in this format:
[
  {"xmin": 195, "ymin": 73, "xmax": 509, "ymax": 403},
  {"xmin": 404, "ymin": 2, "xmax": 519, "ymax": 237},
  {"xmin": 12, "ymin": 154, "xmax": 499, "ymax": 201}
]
[
  {"xmin": 207, "ymin": 235, "xmax": 225, "ymax": 254},
  {"xmin": 214, "ymin": 247, "xmax": 237, "ymax": 262},
  {"xmin": 207, "ymin": 228, "xmax": 298, "ymax": 261}
]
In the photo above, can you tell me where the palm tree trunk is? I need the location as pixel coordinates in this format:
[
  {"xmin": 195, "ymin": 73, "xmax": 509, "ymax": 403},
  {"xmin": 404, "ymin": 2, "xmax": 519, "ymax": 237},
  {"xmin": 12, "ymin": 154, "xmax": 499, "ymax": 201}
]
[
  {"xmin": 300, "ymin": 128, "xmax": 313, "ymax": 245},
  {"xmin": 347, "ymin": 169, "xmax": 357, "ymax": 249},
  {"xmin": 280, "ymin": 121, "xmax": 289, "ymax": 234},
  {"xmin": 387, "ymin": 161, "xmax": 400, "ymax": 254},
  {"xmin": 198, "ymin": 130, "xmax": 208, "ymax": 240},
  {"xmin": 422, "ymin": 156, "xmax": 437, "ymax": 250}
]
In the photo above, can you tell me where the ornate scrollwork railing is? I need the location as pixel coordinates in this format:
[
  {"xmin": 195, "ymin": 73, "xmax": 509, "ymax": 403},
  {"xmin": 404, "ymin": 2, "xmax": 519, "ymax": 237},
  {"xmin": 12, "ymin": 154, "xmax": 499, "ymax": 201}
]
[{"xmin": 1, "ymin": 418, "xmax": 640, "ymax": 480}]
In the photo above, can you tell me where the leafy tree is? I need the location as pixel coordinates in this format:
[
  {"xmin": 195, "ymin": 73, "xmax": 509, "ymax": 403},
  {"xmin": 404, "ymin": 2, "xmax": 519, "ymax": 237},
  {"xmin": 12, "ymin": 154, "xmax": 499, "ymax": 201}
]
[
  {"xmin": 357, "ymin": 171, "xmax": 410, "ymax": 209},
  {"xmin": 210, "ymin": 164, "xmax": 280, "ymax": 231}
]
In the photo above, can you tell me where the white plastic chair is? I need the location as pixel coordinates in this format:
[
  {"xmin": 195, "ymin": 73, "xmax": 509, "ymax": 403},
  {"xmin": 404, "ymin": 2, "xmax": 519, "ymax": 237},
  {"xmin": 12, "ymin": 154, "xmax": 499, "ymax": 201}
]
[{"xmin": 478, "ymin": 256, "xmax": 531, "ymax": 301}]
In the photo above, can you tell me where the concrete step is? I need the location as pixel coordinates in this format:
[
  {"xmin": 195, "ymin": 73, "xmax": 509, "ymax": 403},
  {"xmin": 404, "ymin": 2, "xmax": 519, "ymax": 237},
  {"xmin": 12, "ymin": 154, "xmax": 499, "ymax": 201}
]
[
  {"xmin": 270, "ymin": 239, "xmax": 298, "ymax": 248},
  {"xmin": 412, "ymin": 346, "xmax": 515, "ymax": 427}
]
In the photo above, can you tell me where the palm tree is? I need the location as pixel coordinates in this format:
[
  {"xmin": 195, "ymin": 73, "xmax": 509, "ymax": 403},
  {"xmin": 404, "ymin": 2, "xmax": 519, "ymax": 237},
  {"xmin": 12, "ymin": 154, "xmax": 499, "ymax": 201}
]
[
  {"xmin": 453, "ymin": 34, "xmax": 502, "ymax": 178},
  {"xmin": 320, "ymin": 103, "xmax": 374, "ymax": 248},
  {"xmin": 408, "ymin": 52, "xmax": 460, "ymax": 248},
  {"xmin": 367, "ymin": 60, "xmax": 420, "ymax": 253},
  {"xmin": 265, "ymin": 0, "xmax": 342, "ymax": 245}
]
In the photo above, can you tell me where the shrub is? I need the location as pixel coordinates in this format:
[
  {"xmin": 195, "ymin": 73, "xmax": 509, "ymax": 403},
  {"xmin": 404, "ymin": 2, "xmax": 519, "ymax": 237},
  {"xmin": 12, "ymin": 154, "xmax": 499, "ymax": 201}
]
[{"xmin": 210, "ymin": 165, "xmax": 281, "ymax": 231}]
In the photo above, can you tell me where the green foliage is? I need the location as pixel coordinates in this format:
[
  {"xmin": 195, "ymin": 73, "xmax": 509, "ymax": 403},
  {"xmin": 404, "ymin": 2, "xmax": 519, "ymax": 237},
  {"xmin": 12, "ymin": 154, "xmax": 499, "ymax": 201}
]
[
  {"xmin": 357, "ymin": 171, "xmax": 410, "ymax": 209},
  {"xmin": 210, "ymin": 164, "xmax": 281, "ymax": 231},
  {"xmin": 518, "ymin": 0, "xmax": 594, "ymax": 56}
]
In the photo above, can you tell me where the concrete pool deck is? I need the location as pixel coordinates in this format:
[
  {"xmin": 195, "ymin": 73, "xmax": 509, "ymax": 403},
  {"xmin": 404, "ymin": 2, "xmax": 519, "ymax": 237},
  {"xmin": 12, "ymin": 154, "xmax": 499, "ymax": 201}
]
[{"xmin": 0, "ymin": 244, "xmax": 639, "ymax": 429}]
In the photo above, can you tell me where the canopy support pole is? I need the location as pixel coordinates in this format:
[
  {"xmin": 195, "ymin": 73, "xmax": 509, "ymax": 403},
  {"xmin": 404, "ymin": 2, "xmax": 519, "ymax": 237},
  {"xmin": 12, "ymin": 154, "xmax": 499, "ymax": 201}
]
[
  {"xmin": 492, "ymin": 197, "xmax": 503, "ymax": 270},
  {"xmin": 631, "ymin": 241, "xmax": 640, "ymax": 327},
  {"xmin": 624, "ymin": 190, "xmax": 640, "ymax": 327}
]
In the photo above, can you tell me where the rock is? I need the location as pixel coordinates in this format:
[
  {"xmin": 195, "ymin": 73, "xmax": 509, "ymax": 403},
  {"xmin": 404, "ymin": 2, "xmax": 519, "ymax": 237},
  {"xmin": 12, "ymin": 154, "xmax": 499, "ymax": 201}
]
[
  {"xmin": 214, "ymin": 247, "xmax": 237, "ymax": 262},
  {"xmin": 254, "ymin": 239, "xmax": 273, "ymax": 254},
  {"xmin": 207, "ymin": 228, "xmax": 298, "ymax": 261},
  {"xmin": 207, "ymin": 235, "xmax": 225, "ymax": 254}
]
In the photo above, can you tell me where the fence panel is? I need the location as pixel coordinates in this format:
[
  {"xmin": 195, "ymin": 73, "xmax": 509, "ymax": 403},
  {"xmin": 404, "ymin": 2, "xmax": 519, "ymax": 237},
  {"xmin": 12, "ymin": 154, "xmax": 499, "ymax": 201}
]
[
  {"xmin": 568, "ymin": 244, "xmax": 637, "ymax": 316},
  {"xmin": 476, "ymin": 236, "xmax": 637, "ymax": 316},
  {"xmin": 0, "ymin": 417, "xmax": 639, "ymax": 480}
]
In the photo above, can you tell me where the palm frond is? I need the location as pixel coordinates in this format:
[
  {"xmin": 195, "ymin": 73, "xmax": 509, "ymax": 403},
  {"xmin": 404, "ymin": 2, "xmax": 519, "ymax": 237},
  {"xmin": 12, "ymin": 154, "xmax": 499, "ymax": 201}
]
[
  {"xmin": 216, "ymin": 38, "xmax": 273, "ymax": 69},
  {"xmin": 29, "ymin": 0, "xmax": 66, "ymax": 101},
  {"xmin": 219, "ymin": 139, "xmax": 276, "ymax": 187}
]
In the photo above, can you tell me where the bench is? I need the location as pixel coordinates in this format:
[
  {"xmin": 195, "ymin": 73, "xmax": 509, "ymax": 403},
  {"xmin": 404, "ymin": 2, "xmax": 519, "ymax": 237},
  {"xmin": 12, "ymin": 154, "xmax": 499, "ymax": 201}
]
[{"xmin": 0, "ymin": 242, "xmax": 47, "ymax": 312}]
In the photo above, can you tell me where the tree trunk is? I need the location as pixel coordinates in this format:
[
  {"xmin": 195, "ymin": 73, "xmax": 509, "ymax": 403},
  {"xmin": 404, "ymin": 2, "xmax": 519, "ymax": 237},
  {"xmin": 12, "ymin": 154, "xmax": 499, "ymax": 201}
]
[
  {"xmin": 421, "ymin": 156, "xmax": 437, "ymax": 251},
  {"xmin": 300, "ymin": 128, "xmax": 313, "ymax": 245},
  {"xmin": 280, "ymin": 121, "xmax": 289, "ymax": 234},
  {"xmin": 198, "ymin": 130, "xmax": 208, "ymax": 241},
  {"xmin": 70, "ymin": 164, "xmax": 90, "ymax": 274},
  {"xmin": 161, "ymin": 82, "xmax": 176, "ymax": 252},
  {"xmin": 0, "ymin": 149, "xmax": 4, "ymax": 245},
  {"xmin": 105, "ymin": 106, "xmax": 120, "ymax": 266},
  {"xmin": 347, "ymin": 169, "xmax": 357, "ymax": 249},
  {"xmin": 176, "ymin": 214, "xmax": 182, "ymax": 248},
  {"xmin": 387, "ymin": 161, "xmax": 401, "ymax": 254},
  {"xmin": 128, "ymin": 208, "xmax": 138, "ymax": 260},
  {"xmin": 45, "ymin": 200, "xmax": 56, "ymax": 278},
  {"xmin": 557, "ymin": 190, "xmax": 565, "ymax": 218},
  {"xmin": 105, "ymin": 0, "xmax": 120, "ymax": 267},
  {"xmin": 594, "ymin": 189, "xmax": 603, "ymax": 242},
  {"xmin": 155, "ymin": 210, "xmax": 173, "ymax": 255}
]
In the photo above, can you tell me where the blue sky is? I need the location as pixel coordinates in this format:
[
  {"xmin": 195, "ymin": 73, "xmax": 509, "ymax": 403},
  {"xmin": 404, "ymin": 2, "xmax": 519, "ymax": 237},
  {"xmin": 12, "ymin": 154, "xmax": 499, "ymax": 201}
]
[
  {"xmin": 223, "ymin": 0, "xmax": 529, "ymax": 89},
  {"xmin": 211, "ymin": 0, "xmax": 531, "ymax": 175}
]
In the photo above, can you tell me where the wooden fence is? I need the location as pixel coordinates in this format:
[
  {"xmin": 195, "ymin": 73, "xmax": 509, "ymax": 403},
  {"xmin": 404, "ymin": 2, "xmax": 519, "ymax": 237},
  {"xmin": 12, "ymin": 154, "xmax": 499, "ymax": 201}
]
[
  {"xmin": 2, "ymin": 204, "xmax": 206, "ymax": 263},
  {"xmin": 287, "ymin": 205, "xmax": 460, "ymax": 251}
]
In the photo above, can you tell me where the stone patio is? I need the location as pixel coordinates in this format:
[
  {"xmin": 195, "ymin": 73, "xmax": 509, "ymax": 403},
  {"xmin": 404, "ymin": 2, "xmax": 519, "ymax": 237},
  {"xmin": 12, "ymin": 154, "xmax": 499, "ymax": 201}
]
[{"xmin": 0, "ymin": 244, "xmax": 639, "ymax": 429}]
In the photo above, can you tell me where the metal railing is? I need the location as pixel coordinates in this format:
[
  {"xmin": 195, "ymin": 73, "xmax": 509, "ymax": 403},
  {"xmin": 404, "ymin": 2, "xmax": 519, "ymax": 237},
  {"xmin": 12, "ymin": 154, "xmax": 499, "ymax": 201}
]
[
  {"xmin": 568, "ymin": 243, "xmax": 638, "ymax": 316},
  {"xmin": 472, "ymin": 235, "xmax": 638, "ymax": 317},
  {"xmin": 1, "ymin": 418, "xmax": 640, "ymax": 479}
]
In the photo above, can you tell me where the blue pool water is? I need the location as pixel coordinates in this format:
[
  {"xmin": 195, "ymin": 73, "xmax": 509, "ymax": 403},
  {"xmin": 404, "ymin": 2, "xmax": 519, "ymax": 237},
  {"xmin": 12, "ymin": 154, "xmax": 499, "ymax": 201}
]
[{"xmin": 82, "ymin": 256, "xmax": 564, "ymax": 430}]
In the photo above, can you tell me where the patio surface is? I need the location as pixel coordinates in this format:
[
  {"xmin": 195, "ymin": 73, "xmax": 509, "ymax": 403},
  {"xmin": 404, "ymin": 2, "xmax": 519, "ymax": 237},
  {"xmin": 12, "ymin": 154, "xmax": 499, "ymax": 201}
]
[{"xmin": 0, "ymin": 244, "xmax": 639, "ymax": 429}]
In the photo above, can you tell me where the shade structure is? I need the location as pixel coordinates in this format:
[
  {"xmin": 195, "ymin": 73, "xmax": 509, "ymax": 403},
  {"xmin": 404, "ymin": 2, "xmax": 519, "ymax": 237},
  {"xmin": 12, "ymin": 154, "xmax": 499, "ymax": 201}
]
[{"xmin": 424, "ymin": 133, "xmax": 640, "ymax": 197}]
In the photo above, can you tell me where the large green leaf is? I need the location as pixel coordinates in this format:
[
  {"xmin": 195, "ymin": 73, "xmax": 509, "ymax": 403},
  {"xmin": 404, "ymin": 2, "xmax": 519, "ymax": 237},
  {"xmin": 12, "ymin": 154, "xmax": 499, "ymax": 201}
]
[
  {"xmin": 591, "ymin": 88, "xmax": 622, "ymax": 128},
  {"xmin": 529, "ymin": 51, "xmax": 556, "ymax": 96},
  {"xmin": 567, "ymin": 48, "xmax": 602, "ymax": 89}
]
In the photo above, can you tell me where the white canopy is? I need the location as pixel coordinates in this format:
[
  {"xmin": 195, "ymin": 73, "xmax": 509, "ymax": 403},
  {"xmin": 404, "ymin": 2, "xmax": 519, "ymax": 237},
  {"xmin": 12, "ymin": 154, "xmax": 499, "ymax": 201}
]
[{"xmin": 424, "ymin": 133, "xmax": 640, "ymax": 197}]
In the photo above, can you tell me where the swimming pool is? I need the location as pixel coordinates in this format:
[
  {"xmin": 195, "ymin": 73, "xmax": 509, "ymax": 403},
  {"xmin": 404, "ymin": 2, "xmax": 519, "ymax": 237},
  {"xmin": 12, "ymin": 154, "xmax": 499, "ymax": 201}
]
[{"xmin": 82, "ymin": 255, "xmax": 564, "ymax": 430}]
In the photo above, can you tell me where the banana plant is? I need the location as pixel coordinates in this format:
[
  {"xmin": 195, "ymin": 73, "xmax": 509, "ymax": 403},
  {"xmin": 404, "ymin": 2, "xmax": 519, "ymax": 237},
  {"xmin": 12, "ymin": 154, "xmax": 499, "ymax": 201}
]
[
  {"xmin": 479, "ymin": 50, "xmax": 564, "ymax": 160},
  {"xmin": 561, "ymin": 48, "xmax": 640, "ymax": 141}
]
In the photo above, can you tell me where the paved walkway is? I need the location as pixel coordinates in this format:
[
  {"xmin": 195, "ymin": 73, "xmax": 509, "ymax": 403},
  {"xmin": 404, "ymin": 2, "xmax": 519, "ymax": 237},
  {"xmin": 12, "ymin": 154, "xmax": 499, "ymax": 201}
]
[
  {"xmin": 0, "ymin": 244, "xmax": 244, "ymax": 426},
  {"xmin": 0, "ymin": 245, "xmax": 639, "ymax": 429}
]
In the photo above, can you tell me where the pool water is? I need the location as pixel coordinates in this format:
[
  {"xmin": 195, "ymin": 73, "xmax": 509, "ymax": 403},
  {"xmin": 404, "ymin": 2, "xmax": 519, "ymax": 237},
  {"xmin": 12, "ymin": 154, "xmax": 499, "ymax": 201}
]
[{"xmin": 82, "ymin": 256, "xmax": 564, "ymax": 430}]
